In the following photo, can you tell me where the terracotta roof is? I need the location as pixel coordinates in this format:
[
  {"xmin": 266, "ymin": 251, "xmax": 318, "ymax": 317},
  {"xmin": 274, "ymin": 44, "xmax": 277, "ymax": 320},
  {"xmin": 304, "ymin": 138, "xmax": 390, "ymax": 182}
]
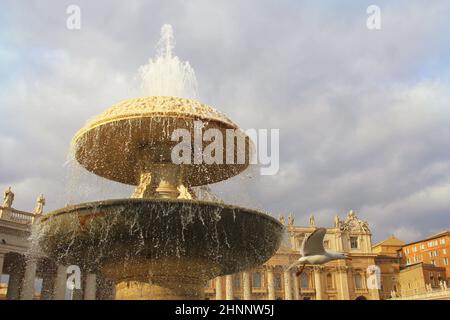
[
  {"xmin": 403, "ymin": 230, "xmax": 449, "ymax": 247},
  {"xmin": 372, "ymin": 234, "xmax": 405, "ymax": 248}
]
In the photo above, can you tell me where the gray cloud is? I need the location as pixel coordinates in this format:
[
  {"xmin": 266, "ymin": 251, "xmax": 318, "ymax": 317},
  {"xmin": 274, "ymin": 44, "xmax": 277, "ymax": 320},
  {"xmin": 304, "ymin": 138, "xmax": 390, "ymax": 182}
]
[{"xmin": 1, "ymin": 0, "xmax": 449, "ymax": 243}]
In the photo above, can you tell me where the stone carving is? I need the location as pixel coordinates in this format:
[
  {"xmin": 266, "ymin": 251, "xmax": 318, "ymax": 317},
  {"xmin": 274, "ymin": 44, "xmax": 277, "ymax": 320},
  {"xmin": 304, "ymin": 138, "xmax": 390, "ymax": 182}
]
[
  {"xmin": 81, "ymin": 96, "xmax": 236, "ymax": 134},
  {"xmin": 336, "ymin": 266, "xmax": 349, "ymax": 273},
  {"xmin": 34, "ymin": 194, "xmax": 46, "ymax": 215},
  {"xmin": 390, "ymin": 290, "xmax": 397, "ymax": 298},
  {"xmin": 278, "ymin": 214, "xmax": 285, "ymax": 225},
  {"xmin": 334, "ymin": 215, "xmax": 341, "ymax": 228},
  {"xmin": 288, "ymin": 213, "xmax": 294, "ymax": 227},
  {"xmin": 309, "ymin": 214, "xmax": 315, "ymax": 228},
  {"xmin": 340, "ymin": 210, "xmax": 370, "ymax": 233},
  {"xmin": 313, "ymin": 265, "xmax": 324, "ymax": 272},
  {"xmin": 3, "ymin": 187, "xmax": 14, "ymax": 208}
]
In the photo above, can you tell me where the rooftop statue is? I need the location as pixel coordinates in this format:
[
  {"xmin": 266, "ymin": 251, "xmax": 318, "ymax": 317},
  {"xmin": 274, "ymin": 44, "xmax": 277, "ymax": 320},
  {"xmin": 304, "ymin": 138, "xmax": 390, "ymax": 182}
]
[{"xmin": 3, "ymin": 186, "xmax": 14, "ymax": 208}]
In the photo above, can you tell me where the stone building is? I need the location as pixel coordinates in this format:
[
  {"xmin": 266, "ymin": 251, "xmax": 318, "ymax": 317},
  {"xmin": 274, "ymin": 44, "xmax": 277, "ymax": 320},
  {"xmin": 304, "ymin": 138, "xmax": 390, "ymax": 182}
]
[
  {"xmin": 372, "ymin": 235, "xmax": 404, "ymax": 299},
  {"xmin": 0, "ymin": 187, "xmax": 114, "ymax": 300},
  {"xmin": 2, "ymin": 187, "xmax": 447, "ymax": 300},
  {"xmin": 398, "ymin": 262, "xmax": 447, "ymax": 297},
  {"xmin": 398, "ymin": 230, "xmax": 449, "ymax": 281},
  {"xmin": 205, "ymin": 210, "xmax": 380, "ymax": 300}
]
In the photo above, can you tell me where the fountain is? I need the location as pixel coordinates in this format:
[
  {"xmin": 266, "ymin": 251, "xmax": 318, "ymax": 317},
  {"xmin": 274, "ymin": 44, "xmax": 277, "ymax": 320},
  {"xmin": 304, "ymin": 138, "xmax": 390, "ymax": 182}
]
[{"xmin": 36, "ymin": 25, "xmax": 283, "ymax": 300}]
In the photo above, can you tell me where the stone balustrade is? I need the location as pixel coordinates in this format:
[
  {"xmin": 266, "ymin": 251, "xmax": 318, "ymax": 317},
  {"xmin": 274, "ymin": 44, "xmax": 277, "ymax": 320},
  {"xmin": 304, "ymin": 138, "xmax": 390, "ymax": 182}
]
[{"xmin": 0, "ymin": 206, "xmax": 37, "ymax": 225}]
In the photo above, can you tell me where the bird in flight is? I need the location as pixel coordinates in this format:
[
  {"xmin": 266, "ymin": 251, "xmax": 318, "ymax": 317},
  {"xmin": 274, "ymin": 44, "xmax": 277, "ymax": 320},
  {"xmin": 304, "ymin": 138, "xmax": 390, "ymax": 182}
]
[{"xmin": 285, "ymin": 228, "xmax": 351, "ymax": 276}]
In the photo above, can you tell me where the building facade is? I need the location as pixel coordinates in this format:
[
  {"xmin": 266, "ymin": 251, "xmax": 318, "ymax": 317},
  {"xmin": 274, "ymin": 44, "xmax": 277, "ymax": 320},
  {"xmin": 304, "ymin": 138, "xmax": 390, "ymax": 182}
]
[
  {"xmin": 205, "ymin": 210, "xmax": 380, "ymax": 300},
  {"xmin": 0, "ymin": 188, "xmax": 115, "ymax": 300},
  {"xmin": 1, "ymin": 187, "xmax": 448, "ymax": 300},
  {"xmin": 398, "ymin": 231, "xmax": 449, "ymax": 281}
]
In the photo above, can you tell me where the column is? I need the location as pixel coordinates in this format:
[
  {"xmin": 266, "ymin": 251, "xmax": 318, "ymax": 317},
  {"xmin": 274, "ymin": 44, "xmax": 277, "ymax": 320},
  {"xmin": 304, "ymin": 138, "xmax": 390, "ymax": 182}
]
[
  {"xmin": 0, "ymin": 252, "xmax": 5, "ymax": 276},
  {"xmin": 293, "ymin": 269, "xmax": 300, "ymax": 300},
  {"xmin": 337, "ymin": 266, "xmax": 350, "ymax": 300},
  {"xmin": 41, "ymin": 273, "xmax": 55, "ymax": 300},
  {"xmin": 284, "ymin": 270, "xmax": 293, "ymax": 300},
  {"xmin": 84, "ymin": 273, "xmax": 97, "ymax": 300},
  {"xmin": 225, "ymin": 275, "xmax": 233, "ymax": 300},
  {"xmin": 242, "ymin": 271, "xmax": 251, "ymax": 300},
  {"xmin": 267, "ymin": 266, "xmax": 275, "ymax": 300},
  {"xmin": 20, "ymin": 258, "xmax": 37, "ymax": 300},
  {"xmin": 314, "ymin": 266, "xmax": 323, "ymax": 300},
  {"xmin": 367, "ymin": 269, "xmax": 380, "ymax": 300},
  {"xmin": 7, "ymin": 268, "xmax": 23, "ymax": 300},
  {"xmin": 215, "ymin": 277, "xmax": 223, "ymax": 300},
  {"xmin": 53, "ymin": 265, "xmax": 67, "ymax": 300},
  {"xmin": 71, "ymin": 272, "xmax": 84, "ymax": 300},
  {"xmin": 110, "ymin": 281, "xmax": 116, "ymax": 300}
]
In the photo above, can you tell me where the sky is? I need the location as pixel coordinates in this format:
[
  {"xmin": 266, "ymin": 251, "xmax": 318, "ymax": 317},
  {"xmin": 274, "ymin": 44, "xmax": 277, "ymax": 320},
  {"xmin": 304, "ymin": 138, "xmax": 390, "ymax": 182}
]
[{"xmin": 1, "ymin": 0, "xmax": 449, "ymax": 244}]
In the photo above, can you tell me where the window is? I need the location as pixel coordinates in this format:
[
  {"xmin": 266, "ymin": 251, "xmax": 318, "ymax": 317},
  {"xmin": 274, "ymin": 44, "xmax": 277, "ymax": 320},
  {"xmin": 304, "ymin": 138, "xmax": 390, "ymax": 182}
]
[
  {"xmin": 435, "ymin": 250, "xmax": 439, "ymax": 257},
  {"xmin": 412, "ymin": 247, "xmax": 417, "ymax": 252},
  {"xmin": 429, "ymin": 251, "xmax": 433, "ymax": 258},
  {"xmin": 440, "ymin": 239, "xmax": 446, "ymax": 245},
  {"xmin": 420, "ymin": 244, "xmax": 425, "ymax": 250},
  {"xmin": 434, "ymin": 240, "xmax": 438, "ymax": 246},
  {"xmin": 354, "ymin": 273, "xmax": 363, "ymax": 289},
  {"xmin": 431, "ymin": 260, "xmax": 435, "ymax": 266},
  {"xmin": 274, "ymin": 274, "xmax": 282, "ymax": 290},
  {"xmin": 443, "ymin": 249, "xmax": 447, "ymax": 255},
  {"xmin": 233, "ymin": 275, "xmax": 241, "ymax": 290},
  {"xmin": 350, "ymin": 237, "xmax": 358, "ymax": 249},
  {"xmin": 406, "ymin": 258, "xmax": 410, "ymax": 265},
  {"xmin": 300, "ymin": 273, "xmax": 309, "ymax": 288},
  {"xmin": 444, "ymin": 258, "xmax": 448, "ymax": 266},
  {"xmin": 252, "ymin": 272, "xmax": 261, "ymax": 288},
  {"xmin": 326, "ymin": 273, "xmax": 334, "ymax": 290}
]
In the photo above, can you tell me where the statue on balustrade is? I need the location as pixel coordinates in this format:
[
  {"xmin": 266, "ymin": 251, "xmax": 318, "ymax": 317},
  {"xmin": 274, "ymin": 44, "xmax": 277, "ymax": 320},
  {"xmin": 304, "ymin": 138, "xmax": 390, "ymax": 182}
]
[
  {"xmin": 288, "ymin": 213, "xmax": 294, "ymax": 227},
  {"xmin": 309, "ymin": 214, "xmax": 315, "ymax": 228},
  {"xmin": 34, "ymin": 194, "xmax": 46, "ymax": 215},
  {"xmin": 3, "ymin": 186, "xmax": 14, "ymax": 208}
]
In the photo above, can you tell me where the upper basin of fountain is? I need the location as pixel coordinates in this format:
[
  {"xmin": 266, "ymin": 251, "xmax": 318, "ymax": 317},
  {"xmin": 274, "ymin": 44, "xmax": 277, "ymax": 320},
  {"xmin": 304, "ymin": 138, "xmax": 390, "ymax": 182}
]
[{"xmin": 72, "ymin": 96, "xmax": 252, "ymax": 187}]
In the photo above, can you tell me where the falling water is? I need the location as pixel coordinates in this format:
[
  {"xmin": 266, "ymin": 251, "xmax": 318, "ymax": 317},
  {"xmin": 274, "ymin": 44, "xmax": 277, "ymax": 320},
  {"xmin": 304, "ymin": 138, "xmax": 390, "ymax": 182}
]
[
  {"xmin": 138, "ymin": 24, "xmax": 199, "ymax": 99},
  {"xmin": 27, "ymin": 24, "xmax": 283, "ymax": 301}
]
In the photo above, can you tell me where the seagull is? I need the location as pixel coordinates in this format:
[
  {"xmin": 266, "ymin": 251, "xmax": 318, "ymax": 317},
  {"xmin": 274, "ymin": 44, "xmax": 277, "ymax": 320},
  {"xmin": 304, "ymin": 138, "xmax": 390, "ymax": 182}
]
[{"xmin": 285, "ymin": 228, "xmax": 351, "ymax": 276}]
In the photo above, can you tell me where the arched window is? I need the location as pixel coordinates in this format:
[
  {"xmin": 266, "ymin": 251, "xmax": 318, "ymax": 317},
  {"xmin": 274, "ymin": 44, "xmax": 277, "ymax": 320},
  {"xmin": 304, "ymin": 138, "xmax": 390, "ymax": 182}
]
[
  {"xmin": 233, "ymin": 275, "xmax": 241, "ymax": 289},
  {"xmin": 300, "ymin": 273, "xmax": 309, "ymax": 288},
  {"xmin": 252, "ymin": 272, "xmax": 261, "ymax": 288},
  {"xmin": 274, "ymin": 274, "xmax": 282, "ymax": 289},
  {"xmin": 326, "ymin": 273, "xmax": 334, "ymax": 289},
  {"xmin": 354, "ymin": 273, "xmax": 363, "ymax": 289}
]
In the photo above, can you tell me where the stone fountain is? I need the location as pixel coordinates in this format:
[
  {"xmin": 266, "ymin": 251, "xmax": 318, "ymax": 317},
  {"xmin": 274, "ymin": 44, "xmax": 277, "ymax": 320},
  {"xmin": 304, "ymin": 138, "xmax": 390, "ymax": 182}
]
[{"xmin": 36, "ymin": 25, "xmax": 283, "ymax": 300}]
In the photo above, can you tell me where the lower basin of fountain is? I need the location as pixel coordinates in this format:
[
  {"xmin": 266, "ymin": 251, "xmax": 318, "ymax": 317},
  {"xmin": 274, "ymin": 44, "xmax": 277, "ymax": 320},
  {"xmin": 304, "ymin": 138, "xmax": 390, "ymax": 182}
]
[{"xmin": 37, "ymin": 199, "xmax": 283, "ymax": 298}]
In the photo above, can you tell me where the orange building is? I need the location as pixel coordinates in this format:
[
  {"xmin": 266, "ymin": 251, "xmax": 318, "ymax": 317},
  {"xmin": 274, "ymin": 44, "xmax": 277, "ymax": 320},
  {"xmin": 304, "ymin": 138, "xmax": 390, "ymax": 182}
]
[{"xmin": 398, "ymin": 231, "xmax": 449, "ymax": 281}]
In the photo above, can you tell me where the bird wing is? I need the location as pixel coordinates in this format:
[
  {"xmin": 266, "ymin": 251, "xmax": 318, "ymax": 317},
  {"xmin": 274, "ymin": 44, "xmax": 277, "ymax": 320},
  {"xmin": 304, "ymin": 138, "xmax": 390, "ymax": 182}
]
[
  {"xmin": 301, "ymin": 228, "xmax": 327, "ymax": 256},
  {"xmin": 284, "ymin": 260, "xmax": 301, "ymax": 272}
]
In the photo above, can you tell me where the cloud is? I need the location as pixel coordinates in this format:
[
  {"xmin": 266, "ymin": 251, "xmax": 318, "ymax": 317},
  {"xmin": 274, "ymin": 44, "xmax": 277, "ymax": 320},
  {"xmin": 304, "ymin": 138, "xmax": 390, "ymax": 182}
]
[{"xmin": 1, "ymin": 0, "xmax": 449, "ymax": 244}]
